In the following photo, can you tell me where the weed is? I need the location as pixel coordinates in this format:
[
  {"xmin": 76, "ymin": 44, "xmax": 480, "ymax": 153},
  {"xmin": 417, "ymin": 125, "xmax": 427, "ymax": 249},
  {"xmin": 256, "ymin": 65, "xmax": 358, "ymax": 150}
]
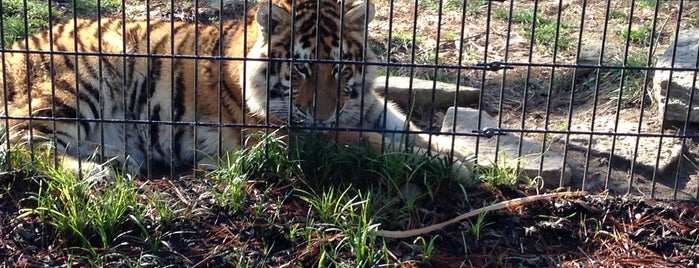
[
  {"xmin": 417, "ymin": 0, "xmax": 441, "ymax": 12},
  {"xmin": 462, "ymin": 0, "xmax": 489, "ymax": 15},
  {"xmin": 634, "ymin": 0, "xmax": 661, "ymax": 9},
  {"xmin": 467, "ymin": 210, "xmax": 489, "ymax": 239},
  {"xmin": 3, "ymin": 129, "xmax": 468, "ymax": 266},
  {"xmin": 17, "ymin": 157, "xmax": 140, "ymax": 263},
  {"xmin": 1, "ymin": 0, "xmax": 63, "ymax": 46},
  {"xmin": 297, "ymin": 186, "xmax": 352, "ymax": 223},
  {"xmin": 608, "ymin": 9, "xmax": 626, "ymax": 21},
  {"xmin": 492, "ymin": 8, "xmax": 509, "ymax": 20},
  {"xmin": 498, "ymin": 10, "xmax": 575, "ymax": 51},
  {"xmin": 617, "ymin": 22, "xmax": 653, "ymax": 46},
  {"xmin": 375, "ymin": 66, "xmax": 409, "ymax": 78},
  {"xmin": 391, "ymin": 30, "xmax": 423, "ymax": 49},
  {"xmin": 369, "ymin": 40, "xmax": 387, "ymax": 56},
  {"xmin": 422, "ymin": 69, "xmax": 457, "ymax": 83},
  {"xmin": 602, "ymin": 51, "xmax": 649, "ymax": 106},
  {"xmin": 475, "ymin": 151, "xmax": 528, "ymax": 186},
  {"xmin": 411, "ymin": 236, "xmax": 439, "ymax": 262},
  {"xmin": 72, "ymin": 0, "xmax": 122, "ymax": 13},
  {"xmin": 690, "ymin": 8, "xmax": 699, "ymax": 26}
]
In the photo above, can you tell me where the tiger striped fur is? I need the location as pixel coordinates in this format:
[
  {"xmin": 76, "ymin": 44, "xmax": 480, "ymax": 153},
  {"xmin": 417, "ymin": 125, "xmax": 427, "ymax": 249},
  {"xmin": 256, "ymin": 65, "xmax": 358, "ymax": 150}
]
[{"xmin": 0, "ymin": 0, "xmax": 472, "ymax": 179}]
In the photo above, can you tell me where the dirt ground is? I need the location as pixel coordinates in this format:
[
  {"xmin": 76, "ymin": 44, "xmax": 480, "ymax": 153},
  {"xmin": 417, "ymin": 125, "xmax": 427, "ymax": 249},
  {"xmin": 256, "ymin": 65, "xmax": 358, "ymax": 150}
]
[
  {"xmin": 366, "ymin": 0, "xmax": 699, "ymax": 199},
  {"xmin": 2, "ymin": 175, "xmax": 698, "ymax": 267}
]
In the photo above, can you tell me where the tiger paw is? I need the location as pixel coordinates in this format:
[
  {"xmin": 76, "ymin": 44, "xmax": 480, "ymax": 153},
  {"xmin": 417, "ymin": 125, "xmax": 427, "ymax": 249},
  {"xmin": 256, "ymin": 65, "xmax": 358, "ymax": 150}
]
[{"xmin": 60, "ymin": 157, "xmax": 116, "ymax": 185}]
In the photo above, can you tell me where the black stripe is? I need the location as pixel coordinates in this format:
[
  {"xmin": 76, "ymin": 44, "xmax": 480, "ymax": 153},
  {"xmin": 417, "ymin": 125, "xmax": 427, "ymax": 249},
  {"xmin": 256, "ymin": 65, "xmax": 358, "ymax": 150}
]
[
  {"xmin": 55, "ymin": 43, "xmax": 75, "ymax": 70},
  {"xmin": 146, "ymin": 24, "xmax": 189, "ymax": 99},
  {"xmin": 300, "ymin": 20, "xmax": 316, "ymax": 36},
  {"xmin": 150, "ymin": 104, "xmax": 161, "ymax": 148},
  {"xmin": 55, "ymin": 136, "xmax": 69, "ymax": 149},
  {"xmin": 221, "ymin": 82, "xmax": 241, "ymax": 119},
  {"xmin": 174, "ymin": 129, "xmax": 185, "ymax": 161},
  {"xmin": 146, "ymin": 57, "xmax": 162, "ymax": 99},
  {"xmin": 77, "ymin": 83, "xmax": 100, "ymax": 118},
  {"xmin": 55, "ymin": 23, "xmax": 67, "ymax": 38},
  {"xmin": 29, "ymin": 34, "xmax": 48, "ymax": 64},
  {"xmin": 173, "ymin": 70, "xmax": 186, "ymax": 121},
  {"xmin": 33, "ymin": 123, "xmax": 53, "ymax": 135},
  {"xmin": 135, "ymin": 79, "xmax": 148, "ymax": 116},
  {"xmin": 4, "ymin": 72, "xmax": 17, "ymax": 102},
  {"xmin": 78, "ymin": 77, "xmax": 100, "ymax": 100}
]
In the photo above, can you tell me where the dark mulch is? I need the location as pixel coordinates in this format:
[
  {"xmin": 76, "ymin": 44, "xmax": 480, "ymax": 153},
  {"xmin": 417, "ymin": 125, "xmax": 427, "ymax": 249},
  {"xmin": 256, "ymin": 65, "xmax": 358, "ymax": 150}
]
[{"xmin": 2, "ymin": 171, "xmax": 698, "ymax": 267}]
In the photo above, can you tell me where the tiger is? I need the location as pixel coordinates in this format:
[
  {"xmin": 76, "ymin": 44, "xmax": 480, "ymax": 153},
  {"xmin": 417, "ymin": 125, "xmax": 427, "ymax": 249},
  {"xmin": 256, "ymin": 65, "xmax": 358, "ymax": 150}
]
[{"xmin": 0, "ymin": 0, "xmax": 472, "ymax": 180}]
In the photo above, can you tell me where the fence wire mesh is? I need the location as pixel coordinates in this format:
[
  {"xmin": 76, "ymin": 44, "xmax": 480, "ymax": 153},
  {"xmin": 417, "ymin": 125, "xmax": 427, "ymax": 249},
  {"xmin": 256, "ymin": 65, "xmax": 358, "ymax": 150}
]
[{"xmin": 1, "ymin": 0, "xmax": 698, "ymax": 199}]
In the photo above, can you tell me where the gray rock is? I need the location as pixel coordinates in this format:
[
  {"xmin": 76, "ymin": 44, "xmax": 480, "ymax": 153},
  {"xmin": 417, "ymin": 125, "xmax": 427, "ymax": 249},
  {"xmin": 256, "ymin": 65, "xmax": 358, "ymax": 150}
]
[
  {"xmin": 552, "ymin": 108, "xmax": 682, "ymax": 178},
  {"xmin": 652, "ymin": 29, "xmax": 699, "ymax": 123},
  {"xmin": 373, "ymin": 76, "xmax": 480, "ymax": 110},
  {"xmin": 441, "ymin": 107, "xmax": 573, "ymax": 187},
  {"xmin": 576, "ymin": 44, "xmax": 615, "ymax": 79}
]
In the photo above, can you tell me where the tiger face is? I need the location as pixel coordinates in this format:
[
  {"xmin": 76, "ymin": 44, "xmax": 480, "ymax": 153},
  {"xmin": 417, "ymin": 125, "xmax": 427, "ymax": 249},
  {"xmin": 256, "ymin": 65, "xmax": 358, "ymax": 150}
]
[{"xmin": 244, "ymin": 0, "xmax": 377, "ymax": 128}]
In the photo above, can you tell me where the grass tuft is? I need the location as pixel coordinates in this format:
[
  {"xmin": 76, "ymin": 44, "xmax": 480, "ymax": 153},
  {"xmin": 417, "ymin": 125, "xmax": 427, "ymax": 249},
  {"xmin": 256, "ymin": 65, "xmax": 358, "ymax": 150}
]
[{"xmin": 493, "ymin": 9, "xmax": 575, "ymax": 51}]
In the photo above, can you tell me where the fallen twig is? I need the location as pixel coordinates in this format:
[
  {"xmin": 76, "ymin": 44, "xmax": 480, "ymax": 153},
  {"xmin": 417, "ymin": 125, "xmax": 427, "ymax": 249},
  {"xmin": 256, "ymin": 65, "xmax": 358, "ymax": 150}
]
[{"xmin": 375, "ymin": 191, "xmax": 588, "ymax": 238}]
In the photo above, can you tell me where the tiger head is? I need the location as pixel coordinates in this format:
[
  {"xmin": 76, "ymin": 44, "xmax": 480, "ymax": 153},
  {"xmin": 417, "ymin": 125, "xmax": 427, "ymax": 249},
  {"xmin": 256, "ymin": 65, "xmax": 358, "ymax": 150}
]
[{"xmin": 244, "ymin": 0, "xmax": 377, "ymax": 128}]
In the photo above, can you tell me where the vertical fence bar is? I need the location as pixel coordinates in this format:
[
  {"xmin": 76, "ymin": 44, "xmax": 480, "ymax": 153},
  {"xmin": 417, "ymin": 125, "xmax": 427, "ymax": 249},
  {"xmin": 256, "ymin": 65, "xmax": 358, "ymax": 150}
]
[{"xmin": 0, "ymin": 0, "xmax": 10, "ymax": 171}]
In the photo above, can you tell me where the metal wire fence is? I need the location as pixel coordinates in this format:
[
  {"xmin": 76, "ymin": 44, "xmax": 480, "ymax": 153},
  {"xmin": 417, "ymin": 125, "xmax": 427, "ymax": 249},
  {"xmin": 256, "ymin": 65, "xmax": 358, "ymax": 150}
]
[{"xmin": 1, "ymin": 0, "xmax": 698, "ymax": 199}]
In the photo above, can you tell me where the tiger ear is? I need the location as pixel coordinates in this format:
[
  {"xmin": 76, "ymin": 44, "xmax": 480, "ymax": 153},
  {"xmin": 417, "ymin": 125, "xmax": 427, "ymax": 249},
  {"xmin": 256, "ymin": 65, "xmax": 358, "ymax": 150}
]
[
  {"xmin": 345, "ymin": 1, "xmax": 375, "ymax": 26},
  {"xmin": 256, "ymin": 3, "xmax": 290, "ymax": 35}
]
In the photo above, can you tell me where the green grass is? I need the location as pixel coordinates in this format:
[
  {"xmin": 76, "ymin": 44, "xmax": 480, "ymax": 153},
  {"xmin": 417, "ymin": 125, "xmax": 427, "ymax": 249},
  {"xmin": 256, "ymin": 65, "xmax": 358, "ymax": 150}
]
[
  {"xmin": 1, "ymin": 130, "xmax": 487, "ymax": 265},
  {"xmin": 634, "ymin": 0, "xmax": 661, "ymax": 9},
  {"xmin": 72, "ymin": 0, "xmax": 122, "ymax": 12},
  {"xmin": 605, "ymin": 51, "xmax": 650, "ymax": 106},
  {"xmin": 1, "ymin": 0, "xmax": 61, "ymax": 47},
  {"xmin": 440, "ymin": 0, "xmax": 491, "ymax": 15},
  {"xmin": 608, "ymin": 9, "xmax": 627, "ymax": 21},
  {"xmin": 391, "ymin": 29, "xmax": 423, "ymax": 48},
  {"xmin": 690, "ymin": 8, "xmax": 699, "ymax": 27},
  {"xmin": 492, "ymin": 9, "xmax": 575, "ymax": 51},
  {"xmin": 617, "ymin": 22, "xmax": 653, "ymax": 46},
  {"xmin": 13, "ymin": 149, "xmax": 140, "ymax": 265},
  {"xmin": 1, "ymin": 0, "xmax": 122, "ymax": 47}
]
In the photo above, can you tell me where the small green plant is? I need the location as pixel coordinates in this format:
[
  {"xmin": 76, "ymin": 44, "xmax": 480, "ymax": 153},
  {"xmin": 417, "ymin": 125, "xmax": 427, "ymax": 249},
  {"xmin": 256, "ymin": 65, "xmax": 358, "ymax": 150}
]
[
  {"xmin": 17, "ymin": 158, "xmax": 140, "ymax": 263},
  {"xmin": 499, "ymin": 10, "xmax": 575, "ymax": 51},
  {"xmin": 634, "ymin": 0, "xmax": 660, "ymax": 9},
  {"xmin": 375, "ymin": 66, "xmax": 409, "ymax": 78},
  {"xmin": 603, "ymin": 51, "xmax": 650, "ymax": 106},
  {"xmin": 442, "ymin": 30, "xmax": 461, "ymax": 42},
  {"xmin": 617, "ymin": 22, "xmax": 653, "ymax": 46},
  {"xmin": 391, "ymin": 30, "xmax": 423, "ymax": 48},
  {"xmin": 411, "ymin": 236, "xmax": 439, "ymax": 262},
  {"xmin": 475, "ymin": 152, "xmax": 527, "ymax": 186},
  {"xmin": 1, "ymin": 0, "xmax": 63, "ymax": 47},
  {"xmin": 422, "ymin": 69, "xmax": 457, "ymax": 83},
  {"xmin": 492, "ymin": 8, "xmax": 509, "ymax": 20},
  {"xmin": 369, "ymin": 40, "xmax": 387, "ymax": 56},
  {"xmin": 462, "ymin": 0, "xmax": 489, "ymax": 15},
  {"xmin": 72, "ymin": 0, "xmax": 122, "ymax": 12},
  {"xmin": 690, "ymin": 8, "xmax": 699, "ymax": 26},
  {"xmin": 297, "ymin": 186, "xmax": 352, "ymax": 223},
  {"xmin": 417, "ymin": 0, "xmax": 441, "ymax": 12},
  {"xmin": 466, "ymin": 210, "xmax": 489, "ymax": 239},
  {"xmin": 608, "ymin": 9, "xmax": 626, "ymax": 21}
]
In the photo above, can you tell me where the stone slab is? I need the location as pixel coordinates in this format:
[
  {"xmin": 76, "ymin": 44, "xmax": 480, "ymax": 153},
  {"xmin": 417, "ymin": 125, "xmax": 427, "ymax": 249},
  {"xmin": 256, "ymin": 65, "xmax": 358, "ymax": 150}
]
[
  {"xmin": 552, "ymin": 109, "xmax": 683, "ymax": 176},
  {"xmin": 653, "ymin": 29, "xmax": 699, "ymax": 123},
  {"xmin": 441, "ymin": 107, "xmax": 573, "ymax": 187}
]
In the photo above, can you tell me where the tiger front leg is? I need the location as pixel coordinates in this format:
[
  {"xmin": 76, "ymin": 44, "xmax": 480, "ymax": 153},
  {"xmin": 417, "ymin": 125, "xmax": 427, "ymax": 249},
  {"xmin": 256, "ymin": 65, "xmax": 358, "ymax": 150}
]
[
  {"xmin": 411, "ymin": 132, "xmax": 476, "ymax": 182},
  {"xmin": 334, "ymin": 130, "xmax": 474, "ymax": 182}
]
